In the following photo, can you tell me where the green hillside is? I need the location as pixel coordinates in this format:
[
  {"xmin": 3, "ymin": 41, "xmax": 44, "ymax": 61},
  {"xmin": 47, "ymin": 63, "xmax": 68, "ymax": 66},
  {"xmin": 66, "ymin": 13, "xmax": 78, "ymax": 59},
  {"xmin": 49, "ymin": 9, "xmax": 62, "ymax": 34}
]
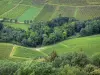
[
  {"xmin": 42, "ymin": 35, "xmax": 100, "ymax": 56},
  {"xmin": 0, "ymin": 43, "xmax": 47, "ymax": 60},
  {"xmin": 0, "ymin": 35, "xmax": 100, "ymax": 60}
]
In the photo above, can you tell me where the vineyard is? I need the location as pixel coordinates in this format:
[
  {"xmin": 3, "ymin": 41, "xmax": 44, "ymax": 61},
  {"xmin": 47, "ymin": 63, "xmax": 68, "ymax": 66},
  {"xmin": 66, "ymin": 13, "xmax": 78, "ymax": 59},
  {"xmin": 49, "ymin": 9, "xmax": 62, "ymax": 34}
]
[
  {"xmin": 13, "ymin": 46, "xmax": 46, "ymax": 59},
  {"xmin": 18, "ymin": 6, "xmax": 42, "ymax": 22},
  {"xmin": 87, "ymin": 0, "xmax": 100, "ymax": 4},
  {"xmin": 52, "ymin": 6, "xmax": 76, "ymax": 19},
  {"xmin": 49, "ymin": 0, "xmax": 88, "ymax": 5},
  {"xmin": 34, "ymin": 4, "xmax": 57, "ymax": 22},
  {"xmin": 0, "ymin": 0, "xmax": 100, "ymax": 23},
  {"xmin": 76, "ymin": 6, "xmax": 100, "ymax": 20},
  {"xmin": 0, "ymin": 43, "xmax": 13, "ymax": 59},
  {"xmin": 0, "ymin": 1, "xmax": 15, "ymax": 16},
  {"xmin": 0, "ymin": 5, "xmax": 30, "ymax": 19}
]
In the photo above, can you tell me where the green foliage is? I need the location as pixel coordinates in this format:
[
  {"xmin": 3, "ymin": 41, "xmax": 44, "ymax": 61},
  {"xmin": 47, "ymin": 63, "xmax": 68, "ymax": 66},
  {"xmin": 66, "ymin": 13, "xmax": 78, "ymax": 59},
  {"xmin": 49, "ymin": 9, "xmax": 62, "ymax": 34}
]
[
  {"xmin": 52, "ymin": 51, "xmax": 89, "ymax": 67},
  {"xmin": 90, "ymin": 69, "xmax": 100, "ymax": 75},
  {"xmin": 0, "ymin": 60, "xmax": 20, "ymax": 75},
  {"xmin": 1, "ymin": 17, "xmax": 100, "ymax": 47},
  {"xmin": 84, "ymin": 64, "xmax": 97, "ymax": 73},
  {"xmin": 80, "ymin": 20, "xmax": 100, "ymax": 36},
  {"xmin": 0, "ymin": 51, "xmax": 100, "ymax": 75},
  {"xmin": 59, "ymin": 65, "xmax": 87, "ymax": 75},
  {"xmin": 0, "ymin": 22, "xmax": 3, "ymax": 30},
  {"xmin": 45, "ymin": 51, "xmax": 58, "ymax": 62},
  {"xmin": 15, "ymin": 62, "xmax": 58, "ymax": 75},
  {"xmin": 92, "ymin": 53, "xmax": 100, "ymax": 67}
]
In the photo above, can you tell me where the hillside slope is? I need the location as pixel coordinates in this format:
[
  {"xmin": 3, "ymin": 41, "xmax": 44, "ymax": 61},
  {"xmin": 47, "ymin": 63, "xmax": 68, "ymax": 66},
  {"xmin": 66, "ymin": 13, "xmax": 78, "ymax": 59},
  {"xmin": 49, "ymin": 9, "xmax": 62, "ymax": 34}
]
[
  {"xmin": 42, "ymin": 35, "xmax": 100, "ymax": 56},
  {"xmin": 0, "ymin": 35, "xmax": 100, "ymax": 60},
  {"xmin": 0, "ymin": 0, "xmax": 100, "ymax": 22}
]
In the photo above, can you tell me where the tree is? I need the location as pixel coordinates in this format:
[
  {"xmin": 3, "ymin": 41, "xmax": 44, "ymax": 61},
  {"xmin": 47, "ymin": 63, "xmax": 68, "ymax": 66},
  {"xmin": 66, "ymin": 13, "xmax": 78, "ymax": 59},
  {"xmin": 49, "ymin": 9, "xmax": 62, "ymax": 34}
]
[
  {"xmin": 27, "ymin": 20, "xmax": 29, "ymax": 24},
  {"xmin": 30, "ymin": 20, "xmax": 33, "ymax": 23},
  {"xmin": 50, "ymin": 50, "xmax": 58, "ymax": 62},
  {"xmin": 32, "ymin": 62, "xmax": 57, "ymax": 75},
  {"xmin": 24, "ymin": 20, "xmax": 27, "ymax": 24},
  {"xmin": 75, "ymin": 21, "xmax": 85, "ymax": 32},
  {"xmin": 15, "ymin": 19, "xmax": 18, "ymax": 23},
  {"xmin": 0, "ymin": 22, "xmax": 3, "ymax": 30},
  {"xmin": 49, "ymin": 33, "xmax": 57, "ymax": 44},
  {"xmin": 80, "ymin": 28, "xmax": 87, "ymax": 36},
  {"xmin": 0, "ymin": 60, "xmax": 19, "ymax": 75},
  {"xmin": 59, "ymin": 65, "xmax": 87, "ymax": 75},
  {"xmin": 53, "ymin": 51, "xmax": 89, "ymax": 67},
  {"xmin": 42, "ymin": 34, "xmax": 49, "ymax": 45}
]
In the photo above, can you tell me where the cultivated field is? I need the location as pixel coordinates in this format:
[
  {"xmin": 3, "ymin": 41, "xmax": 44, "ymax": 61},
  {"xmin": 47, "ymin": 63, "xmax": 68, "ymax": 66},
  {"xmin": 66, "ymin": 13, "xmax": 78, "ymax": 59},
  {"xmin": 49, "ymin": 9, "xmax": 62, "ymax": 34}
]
[
  {"xmin": 42, "ymin": 35, "xmax": 100, "ymax": 56},
  {"xmin": 0, "ymin": 43, "xmax": 13, "ymax": 59},
  {"xmin": 18, "ymin": 6, "xmax": 42, "ymax": 22},
  {"xmin": 0, "ymin": 5, "xmax": 30, "ymax": 19},
  {"xmin": 76, "ymin": 6, "xmax": 100, "ymax": 20},
  {"xmin": 0, "ymin": 0, "xmax": 100, "ymax": 23},
  {"xmin": 87, "ymin": 0, "xmax": 100, "ymax": 4},
  {"xmin": 0, "ymin": 35, "xmax": 100, "ymax": 60},
  {"xmin": 3, "ymin": 22, "xmax": 30, "ymax": 31},
  {"xmin": 34, "ymin": 4, "xmax": 57, "ymax": 22},
  {"xmin": 0, "ymin": 43, "xmax": 47, "ymax": 60},
  {"xmin": 13, "ymin": 46, "xmax": 46, "ymax": 59},
  {"xmin": 48, "ymin": 0, "xmax": 88, "ymax": 5}
]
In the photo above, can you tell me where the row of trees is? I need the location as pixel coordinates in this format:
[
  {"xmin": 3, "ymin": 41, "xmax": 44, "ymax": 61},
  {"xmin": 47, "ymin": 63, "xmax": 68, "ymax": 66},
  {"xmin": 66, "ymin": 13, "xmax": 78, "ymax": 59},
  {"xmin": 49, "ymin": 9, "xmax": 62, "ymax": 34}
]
[
  {"xmin": 2, "ymin": 18, "xmax": 18, "ymax": 23},
  {"xmin": 2, "ymin": 18, "xmax": 34, "ymax": 24},
  {"xmin": 0, "ymin": 51, "xmax": 100, "ymax": 75},
  {"xmin": 0, "ymin": 17, "xmax": 100, "ymax": 47}
]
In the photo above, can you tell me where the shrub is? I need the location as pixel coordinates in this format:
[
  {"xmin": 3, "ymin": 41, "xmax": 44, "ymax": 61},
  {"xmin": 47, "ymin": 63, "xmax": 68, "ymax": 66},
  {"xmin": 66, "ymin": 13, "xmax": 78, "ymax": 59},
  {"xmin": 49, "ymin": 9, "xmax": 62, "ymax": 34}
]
[{"xmin": 92, "ymin": 53, "xmax": 100, "ymax": 67}]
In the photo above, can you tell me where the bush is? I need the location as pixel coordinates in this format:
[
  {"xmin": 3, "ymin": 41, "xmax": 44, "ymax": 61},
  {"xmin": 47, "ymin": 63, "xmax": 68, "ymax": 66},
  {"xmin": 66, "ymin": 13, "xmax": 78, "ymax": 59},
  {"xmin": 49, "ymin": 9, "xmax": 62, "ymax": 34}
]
[
  {"xmin": 59, "ymin": 65, "xmax": 88, "ymax": 75},
  {"xmin": 92, "ymin": 53, "xmax": 100, "ymax": 67},
  {"xmin": 0, "ymin": 60, "xmax": 20, "ymax": 75},
  {"xmin": 53, "ymin": 51, "xmax": 89, "ymax": 67},
  {"xmin": 90, "ymin": 69, "xmax": 100, "ymax": 75},
  {"xmin": 84, "ymin": 64, "xmax": 97, "ymax": 73}
]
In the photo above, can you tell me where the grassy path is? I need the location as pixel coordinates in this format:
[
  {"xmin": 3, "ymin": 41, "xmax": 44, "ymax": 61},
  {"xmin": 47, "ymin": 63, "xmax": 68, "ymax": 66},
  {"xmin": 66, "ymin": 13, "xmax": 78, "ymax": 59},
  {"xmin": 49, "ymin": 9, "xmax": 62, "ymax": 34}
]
[
  {"xmin": 9, "ymin": 45, "xmax": 16, "ymax": 57},
  {"xmin": 35, "ymin": 48, "xmax": 48, "ymax": 56},
  {"xmin": 0, "ymin": 0, "xmax": 23, "ymax": 17},
  {"xmin": 74, "ymin": 7, "xmax": 79, "ymax": 18},
  {"xmin": 60, "ymin": 43, "xmax": 69, "ymax": 48},
  {"xmin": 46, "ymin": 3, "xmax": 100, "ymax": 7}
]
